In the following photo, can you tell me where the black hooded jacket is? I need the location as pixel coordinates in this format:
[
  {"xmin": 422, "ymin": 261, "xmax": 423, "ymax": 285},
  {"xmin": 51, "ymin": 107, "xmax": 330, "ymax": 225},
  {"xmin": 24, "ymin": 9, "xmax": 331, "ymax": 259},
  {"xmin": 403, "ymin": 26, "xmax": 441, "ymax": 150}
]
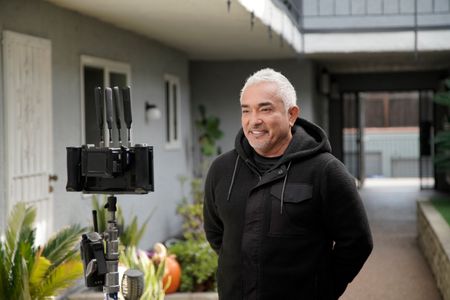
[{"xmin": 204, "ymin": 118, "xmax": 373, "ymax": 300}]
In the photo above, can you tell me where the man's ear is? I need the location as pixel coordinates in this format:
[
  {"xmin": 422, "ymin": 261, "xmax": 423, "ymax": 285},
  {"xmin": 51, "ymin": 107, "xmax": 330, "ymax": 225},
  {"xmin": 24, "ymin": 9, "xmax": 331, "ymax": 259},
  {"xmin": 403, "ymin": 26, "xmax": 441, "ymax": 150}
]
[{"xmin": 288, "ymin": 106, "xmax": 300, "ymax": 125}]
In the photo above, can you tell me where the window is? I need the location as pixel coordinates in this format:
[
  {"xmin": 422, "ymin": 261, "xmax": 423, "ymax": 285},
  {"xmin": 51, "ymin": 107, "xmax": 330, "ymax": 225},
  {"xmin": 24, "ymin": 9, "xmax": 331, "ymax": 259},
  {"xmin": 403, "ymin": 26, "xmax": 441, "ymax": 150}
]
[
  {"xmin": 81, "ymin": 56, "xmax": 131, "ymax": 145},
  {"xmin": 164, "ymin": 75, "xmax": 181, "ymax": 148}
]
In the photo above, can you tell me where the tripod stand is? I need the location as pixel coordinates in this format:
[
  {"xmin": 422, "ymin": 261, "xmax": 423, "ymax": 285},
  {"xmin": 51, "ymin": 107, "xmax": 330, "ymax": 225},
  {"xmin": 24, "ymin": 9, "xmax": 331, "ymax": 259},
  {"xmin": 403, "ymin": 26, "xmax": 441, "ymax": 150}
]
[
  {"xmin": 103, "ymin": 195, "xmax": 120, "ymax": 300},
  {"xmin": 81, "ymin": 194, "xmax": 144, "ymax": 300}
]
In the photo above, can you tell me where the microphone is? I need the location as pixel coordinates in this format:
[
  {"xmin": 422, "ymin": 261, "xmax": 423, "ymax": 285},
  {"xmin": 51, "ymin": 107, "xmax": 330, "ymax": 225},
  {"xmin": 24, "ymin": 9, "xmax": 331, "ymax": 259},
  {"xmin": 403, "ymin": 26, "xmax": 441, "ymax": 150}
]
[{"xmin": 121, "ymin": 269, "xmax": 144, "ymax": 300}]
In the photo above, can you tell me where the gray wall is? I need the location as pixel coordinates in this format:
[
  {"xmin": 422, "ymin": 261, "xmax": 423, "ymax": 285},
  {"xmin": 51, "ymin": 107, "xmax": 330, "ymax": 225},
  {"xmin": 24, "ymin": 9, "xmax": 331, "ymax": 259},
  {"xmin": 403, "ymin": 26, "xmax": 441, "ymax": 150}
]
[
  {"xmin": 190, "ymin": 59, "xmax": 319, "ymax": 155},
  {"xmin": 0, "ymin": 0, "xmax": 191, "ymax": 248}
]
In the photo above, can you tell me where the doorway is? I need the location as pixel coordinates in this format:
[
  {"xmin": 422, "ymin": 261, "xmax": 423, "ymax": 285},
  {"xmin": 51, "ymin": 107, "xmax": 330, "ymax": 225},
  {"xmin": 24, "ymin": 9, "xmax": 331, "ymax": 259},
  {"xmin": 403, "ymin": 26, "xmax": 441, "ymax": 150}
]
[{"xmin": 341, "ymin": 90, "xmax": 434, "ymax": 188}]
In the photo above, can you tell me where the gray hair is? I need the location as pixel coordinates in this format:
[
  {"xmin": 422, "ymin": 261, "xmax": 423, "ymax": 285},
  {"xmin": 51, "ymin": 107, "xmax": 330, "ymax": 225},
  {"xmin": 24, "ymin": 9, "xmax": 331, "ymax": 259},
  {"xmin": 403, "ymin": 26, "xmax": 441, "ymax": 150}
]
[{"xmin": 240, "ymin": 68, "xmax": 297, "ymax": 109}]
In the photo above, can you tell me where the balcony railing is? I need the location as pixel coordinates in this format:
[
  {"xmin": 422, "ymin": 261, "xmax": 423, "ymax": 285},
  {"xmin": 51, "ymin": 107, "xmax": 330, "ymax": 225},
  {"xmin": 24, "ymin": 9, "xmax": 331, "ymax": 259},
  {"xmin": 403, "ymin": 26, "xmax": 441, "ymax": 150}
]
[{"xmin": 274, "ymin": 0, "xmax": 450, "ymax": 33}]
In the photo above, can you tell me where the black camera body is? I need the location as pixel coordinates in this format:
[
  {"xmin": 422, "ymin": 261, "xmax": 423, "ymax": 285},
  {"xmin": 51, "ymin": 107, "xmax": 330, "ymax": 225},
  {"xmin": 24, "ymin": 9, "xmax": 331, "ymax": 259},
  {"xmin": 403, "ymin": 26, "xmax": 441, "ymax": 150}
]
[{"xmin": 66, "ymin": 144, "xmax": 154, "ymax": 194}]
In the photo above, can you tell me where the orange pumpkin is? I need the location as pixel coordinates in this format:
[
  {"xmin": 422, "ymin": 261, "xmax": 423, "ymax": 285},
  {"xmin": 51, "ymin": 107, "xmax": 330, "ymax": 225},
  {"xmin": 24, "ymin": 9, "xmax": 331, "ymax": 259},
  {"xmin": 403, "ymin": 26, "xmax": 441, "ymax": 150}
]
[{"xmin": 163, "ymin": 255, "xmax": 181, "ymax": 294}]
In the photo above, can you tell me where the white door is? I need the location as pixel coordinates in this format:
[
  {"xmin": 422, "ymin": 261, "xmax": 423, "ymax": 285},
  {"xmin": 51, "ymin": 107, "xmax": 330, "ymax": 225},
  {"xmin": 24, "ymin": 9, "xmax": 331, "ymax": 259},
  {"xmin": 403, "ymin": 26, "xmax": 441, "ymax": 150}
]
[{"xmin": 2, "ymin": 31, "xmax": 54, "ymax": 245}]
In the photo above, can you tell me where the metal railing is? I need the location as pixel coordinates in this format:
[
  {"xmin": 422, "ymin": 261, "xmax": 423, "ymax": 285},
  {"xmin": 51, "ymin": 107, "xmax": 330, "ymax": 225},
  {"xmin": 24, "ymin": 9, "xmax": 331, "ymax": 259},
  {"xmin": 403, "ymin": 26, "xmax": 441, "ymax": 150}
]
[{"xmin": 273, "ymin": 0, "xmax": 450, "ymax": 33}]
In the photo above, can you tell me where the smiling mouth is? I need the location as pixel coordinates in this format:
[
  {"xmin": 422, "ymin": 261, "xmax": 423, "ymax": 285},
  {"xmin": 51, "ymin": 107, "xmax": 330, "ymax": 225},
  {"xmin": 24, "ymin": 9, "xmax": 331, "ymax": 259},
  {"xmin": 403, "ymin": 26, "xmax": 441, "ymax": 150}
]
[{"xmin": 249, "ymin": 130, "xmax": 267, "ymax": 137}]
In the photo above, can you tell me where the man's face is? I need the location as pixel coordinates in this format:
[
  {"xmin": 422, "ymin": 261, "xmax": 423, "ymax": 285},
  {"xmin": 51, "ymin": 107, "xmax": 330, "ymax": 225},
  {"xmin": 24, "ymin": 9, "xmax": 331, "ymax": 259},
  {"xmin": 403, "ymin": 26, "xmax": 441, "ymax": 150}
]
[{"xmin": 241, "ymin": 81, "xmax": 299, "ymax": 157}]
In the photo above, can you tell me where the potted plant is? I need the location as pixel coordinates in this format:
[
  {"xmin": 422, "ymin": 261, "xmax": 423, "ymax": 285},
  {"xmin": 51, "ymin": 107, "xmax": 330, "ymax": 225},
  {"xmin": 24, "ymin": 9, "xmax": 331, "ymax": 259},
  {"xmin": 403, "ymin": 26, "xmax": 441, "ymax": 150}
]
[{"xmin": 0, "ymin": 202, "xmax": 85, "ymax": 299}]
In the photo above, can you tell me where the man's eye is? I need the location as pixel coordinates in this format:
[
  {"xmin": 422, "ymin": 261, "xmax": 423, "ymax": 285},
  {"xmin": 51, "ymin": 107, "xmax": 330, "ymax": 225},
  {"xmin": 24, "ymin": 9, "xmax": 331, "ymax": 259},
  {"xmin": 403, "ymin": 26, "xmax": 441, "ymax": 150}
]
[
  {"xmin": 261, "ymin": 107, "xmax": 272, "ymax": 112},
  {"xmin": 242, "ymin": 110, "xmax": 249, "ymax": 114}
]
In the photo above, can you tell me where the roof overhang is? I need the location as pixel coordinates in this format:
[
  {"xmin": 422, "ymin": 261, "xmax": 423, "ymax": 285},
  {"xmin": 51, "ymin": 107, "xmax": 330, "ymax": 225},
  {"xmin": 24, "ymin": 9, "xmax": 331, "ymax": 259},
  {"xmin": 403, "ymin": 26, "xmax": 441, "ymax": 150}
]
[
  {"xmin": 45, "ymin": 0, "xmax": 299, "ymax": 60},
  {"xmin": 44, "ymin": 0, "xmax": 450, "ymax": 70}
]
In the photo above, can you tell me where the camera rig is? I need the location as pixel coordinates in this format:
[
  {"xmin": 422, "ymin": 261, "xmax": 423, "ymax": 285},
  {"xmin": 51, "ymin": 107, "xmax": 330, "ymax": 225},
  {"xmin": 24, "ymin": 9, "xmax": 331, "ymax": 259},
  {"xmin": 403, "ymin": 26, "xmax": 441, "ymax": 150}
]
[
  {"xmin": 66, "ymin": 86, "xmax": 152, "ymax": 300},
  {"xmin": 66, "ymin": 86, "xmax": 154, "ymax": 194}
]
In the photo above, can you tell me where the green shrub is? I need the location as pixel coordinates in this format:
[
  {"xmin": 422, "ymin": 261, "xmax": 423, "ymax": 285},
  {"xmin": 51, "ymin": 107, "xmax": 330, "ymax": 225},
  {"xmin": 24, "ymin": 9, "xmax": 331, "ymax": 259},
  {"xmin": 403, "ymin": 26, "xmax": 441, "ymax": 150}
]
[
  {"xmin": 167, "ymin": 106, "xmax": 222, "ymax": 292},
  {"xmin": 169, "ymin": 238, "xmax": 217, "ymax": 292},
  {"xmin": 168, "ymin": 177, "xmax": 218, "ymax": 292}
]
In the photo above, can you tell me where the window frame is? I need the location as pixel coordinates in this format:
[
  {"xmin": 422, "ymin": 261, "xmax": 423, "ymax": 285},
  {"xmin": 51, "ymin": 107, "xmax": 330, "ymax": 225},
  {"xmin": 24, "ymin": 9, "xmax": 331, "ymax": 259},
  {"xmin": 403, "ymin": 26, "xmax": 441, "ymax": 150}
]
[
  {"xmin": 80, "ymin": 55, "xmax": 131, "ymax": 145},
  {"xmin": 164, "ymin": 74, "xmax": 182, "ymax": 150}
]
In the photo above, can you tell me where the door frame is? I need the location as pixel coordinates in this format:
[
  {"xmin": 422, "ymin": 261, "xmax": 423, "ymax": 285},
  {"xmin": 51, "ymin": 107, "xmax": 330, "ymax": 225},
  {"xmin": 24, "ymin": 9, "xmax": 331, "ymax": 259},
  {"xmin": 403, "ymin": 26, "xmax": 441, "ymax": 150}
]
[
  {"xmin": 328, "ymin": 71, "xmax": 446, "ymax": 187},
  {"xmin": 2, "ymin": 30, "xmax": 54, "ymax": 242}
]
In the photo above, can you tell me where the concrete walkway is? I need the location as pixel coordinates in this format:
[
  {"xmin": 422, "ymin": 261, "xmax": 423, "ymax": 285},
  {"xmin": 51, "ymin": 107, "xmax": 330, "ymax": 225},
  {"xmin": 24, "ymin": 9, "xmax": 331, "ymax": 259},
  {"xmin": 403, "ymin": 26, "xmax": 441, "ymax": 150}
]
[{"xmin": 342, "ymin": 178, "xmax": 442, "ymax": 300}]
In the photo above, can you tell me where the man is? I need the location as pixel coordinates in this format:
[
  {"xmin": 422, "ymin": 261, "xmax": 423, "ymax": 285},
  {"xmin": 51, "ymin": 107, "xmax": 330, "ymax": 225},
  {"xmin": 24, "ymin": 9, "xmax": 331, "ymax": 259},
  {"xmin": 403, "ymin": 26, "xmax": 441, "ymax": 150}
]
[{"xmin": 203, "ymin": 68, "xmax": 373, "ymax": 300}]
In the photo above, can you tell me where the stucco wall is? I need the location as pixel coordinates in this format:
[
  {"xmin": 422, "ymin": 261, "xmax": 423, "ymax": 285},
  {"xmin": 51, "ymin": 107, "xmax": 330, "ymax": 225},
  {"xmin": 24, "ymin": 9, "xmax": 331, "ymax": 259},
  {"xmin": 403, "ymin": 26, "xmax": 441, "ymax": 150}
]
[
  {"xmin": 0, "ymin": 0, "xmax": 191, "ymax": 248},
  {"xmin": 189, "ymin": 59, "xmax": 318, "ymax": 155}
]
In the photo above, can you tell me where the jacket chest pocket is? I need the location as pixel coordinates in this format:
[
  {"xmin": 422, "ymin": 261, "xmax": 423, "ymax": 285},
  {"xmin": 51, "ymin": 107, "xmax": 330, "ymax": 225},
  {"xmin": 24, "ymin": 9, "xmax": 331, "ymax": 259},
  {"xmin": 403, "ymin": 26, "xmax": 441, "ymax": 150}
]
[{"xmin": 268, "ymin": 182, "xmax": 315, "ymax": 237}]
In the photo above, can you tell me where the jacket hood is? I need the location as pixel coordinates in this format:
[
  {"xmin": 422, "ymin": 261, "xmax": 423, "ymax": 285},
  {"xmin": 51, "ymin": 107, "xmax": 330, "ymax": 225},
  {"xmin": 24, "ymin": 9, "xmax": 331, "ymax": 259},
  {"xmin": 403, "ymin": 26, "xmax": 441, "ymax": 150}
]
[
  {"xmin": 235, "ymin": 117, "xmax": 331, "ymax": 166},
  {"xmin": 226, "ymin": 118, "xmax": 332, "ymax": 208}
]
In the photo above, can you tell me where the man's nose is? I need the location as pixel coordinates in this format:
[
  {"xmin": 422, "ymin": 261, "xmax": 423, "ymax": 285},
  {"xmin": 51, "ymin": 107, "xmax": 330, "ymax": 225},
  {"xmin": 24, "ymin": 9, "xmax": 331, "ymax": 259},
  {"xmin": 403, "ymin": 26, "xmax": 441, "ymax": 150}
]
[{"xmin": 249, "ymin": 112, "xmax": 263, "ymax": 125}]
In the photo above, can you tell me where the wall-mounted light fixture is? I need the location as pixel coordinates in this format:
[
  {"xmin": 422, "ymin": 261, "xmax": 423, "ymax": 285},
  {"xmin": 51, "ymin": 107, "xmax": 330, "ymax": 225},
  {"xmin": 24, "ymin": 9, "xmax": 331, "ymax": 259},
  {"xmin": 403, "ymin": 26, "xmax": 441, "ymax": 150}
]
[{"xmin": 145, "ymin": 102, "xmax": 161, "ymax": 122}]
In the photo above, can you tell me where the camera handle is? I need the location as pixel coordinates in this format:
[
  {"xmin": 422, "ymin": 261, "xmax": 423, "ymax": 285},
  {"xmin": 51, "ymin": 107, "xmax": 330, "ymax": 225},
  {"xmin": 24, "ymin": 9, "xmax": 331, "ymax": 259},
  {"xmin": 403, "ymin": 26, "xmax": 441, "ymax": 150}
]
[{"xmin": 103, "ymin": 195, "xmax": 120, "ymax": 300}]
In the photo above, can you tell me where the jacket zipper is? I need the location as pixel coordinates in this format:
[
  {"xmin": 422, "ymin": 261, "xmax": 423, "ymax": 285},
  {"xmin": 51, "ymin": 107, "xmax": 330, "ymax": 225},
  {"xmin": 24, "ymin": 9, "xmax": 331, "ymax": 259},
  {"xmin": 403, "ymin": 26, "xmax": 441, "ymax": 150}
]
[{"xmin": 244, "ymin": 158, "xmax": 262, "ymax": 181}]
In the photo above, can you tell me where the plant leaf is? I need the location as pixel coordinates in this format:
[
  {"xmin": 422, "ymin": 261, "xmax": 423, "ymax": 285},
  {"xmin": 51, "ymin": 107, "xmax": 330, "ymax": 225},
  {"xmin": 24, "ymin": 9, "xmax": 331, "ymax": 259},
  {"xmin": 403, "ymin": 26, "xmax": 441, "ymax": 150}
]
[
  {"xmin": 134, "ymin": 208, "xmax": 155, "ymax": 248},
  {"xmin": 29, "ymin": 254, "xmax": 51, "ymax": 295},
  {"xmin": 19, "ymin": 256, "xmax": 32, "ymax": 300},
  {"xmin": 0, "ymin": 243, "xmax": 7, "ymax": 298},
  {"xmin": 37, "ymin": 259, "xmax": 83, "ymax": 298},
  {"xmin": 5, "ymin": 203, "xmax": 36, "ymax": 272},
  {"xmin": 41, "ymin": 224, "xmax": 85, "ymax": 269},
  {"xmin": 433, "ymin": 91, "xmax": 450, "ymax": 107},
  {"xmin": 435, "ymin": 131, "xmax": 450, "ymax": 143}
]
